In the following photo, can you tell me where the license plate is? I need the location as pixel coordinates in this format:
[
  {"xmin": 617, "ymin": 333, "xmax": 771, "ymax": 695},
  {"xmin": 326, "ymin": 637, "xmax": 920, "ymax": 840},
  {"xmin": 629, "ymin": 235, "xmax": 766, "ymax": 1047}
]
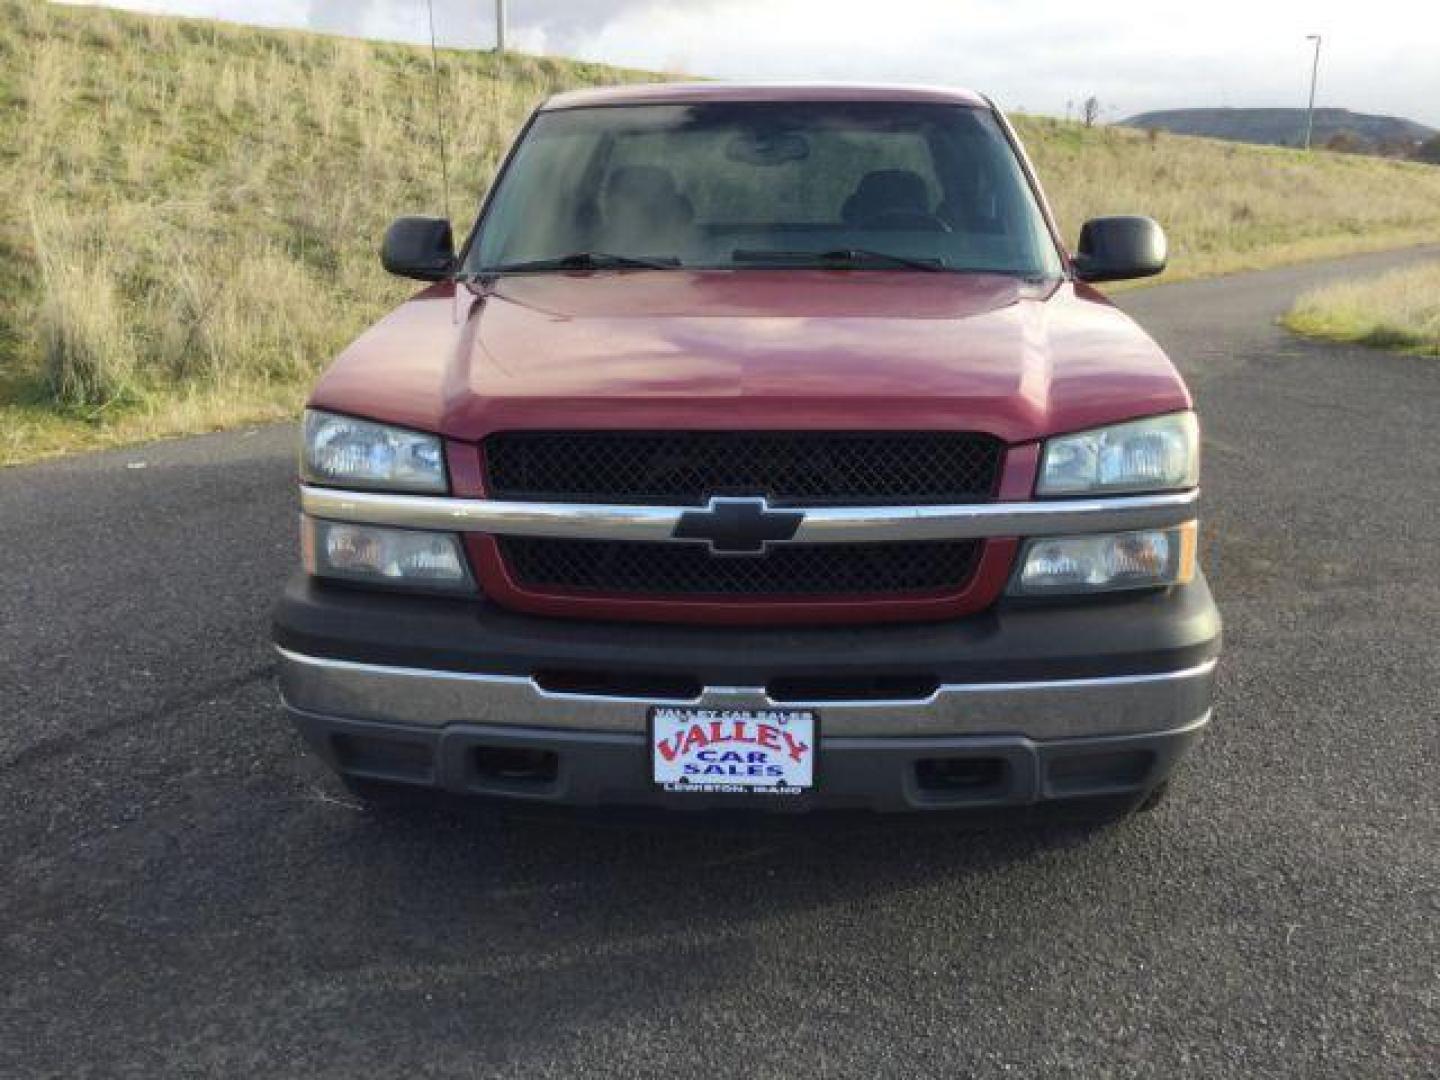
[{"xmin": 650, "ymin": 706, "xmax": 817, "ymax": 795}]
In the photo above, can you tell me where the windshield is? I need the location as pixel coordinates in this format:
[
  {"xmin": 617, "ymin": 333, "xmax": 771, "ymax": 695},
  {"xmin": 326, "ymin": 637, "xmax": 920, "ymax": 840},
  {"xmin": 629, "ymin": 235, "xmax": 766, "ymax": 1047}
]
[{"xmin": 467, "ymin": 102, "xmax": 1064, "ymax": 278}]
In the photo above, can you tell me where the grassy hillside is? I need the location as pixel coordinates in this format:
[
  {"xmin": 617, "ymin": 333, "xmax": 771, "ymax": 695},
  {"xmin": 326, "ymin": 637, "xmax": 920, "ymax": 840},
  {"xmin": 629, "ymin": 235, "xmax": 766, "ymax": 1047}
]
[
  {"xmin": 0, "ymin": 0, "xmax": 655, "ymax": 463},
  {"xmin": 4, "ymin": 0, "xmax": 1440, "ymax": 464},
  {"xmin": 1013, "ymin": 115, "xmax": 1440, "ymax": 280}
]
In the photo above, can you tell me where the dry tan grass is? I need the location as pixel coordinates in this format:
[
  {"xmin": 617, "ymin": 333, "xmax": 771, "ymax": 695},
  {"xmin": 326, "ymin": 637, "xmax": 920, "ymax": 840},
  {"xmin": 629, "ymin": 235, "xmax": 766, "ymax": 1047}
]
[
  {"xmin": 0, "ymin": 0, "xmax": 657, "ymax": 463},
  {"xmin": 1012, "ymin": 116, "xmax": 1440, "ymax": 281},
  {"xmin": 1283, "ymin": 261, "xmax": 1440, "ymax": 356},
  {"xmin": 29, "ymin": 203, "xmax": 138, "ymax": 410},
  {"xmin": 3, "ymin": 0, "xmax": 1440, "ymax": 464}
]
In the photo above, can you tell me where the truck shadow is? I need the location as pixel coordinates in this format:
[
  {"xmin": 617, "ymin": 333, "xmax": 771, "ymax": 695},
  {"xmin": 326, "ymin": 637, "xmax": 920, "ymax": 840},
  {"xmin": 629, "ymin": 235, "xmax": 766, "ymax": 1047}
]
[
  {"xmin": 331, "ymin": 786, "xmax": 1141, "ymax": 912},
  {"xmin": 232, "ymin": 785, "xmax": 1163, "ymax": 1069}
]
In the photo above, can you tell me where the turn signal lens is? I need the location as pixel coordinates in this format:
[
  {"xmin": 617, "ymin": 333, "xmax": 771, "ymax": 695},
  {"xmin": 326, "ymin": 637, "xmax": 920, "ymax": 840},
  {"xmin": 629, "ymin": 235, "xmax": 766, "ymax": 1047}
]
[
  {"xmin": 1010, "ymin": 522, "xmax": 1197, "ymax": 596},
  {"xmin": 302, "ymin": 517, "xmax": 475, "ymax": 594}
]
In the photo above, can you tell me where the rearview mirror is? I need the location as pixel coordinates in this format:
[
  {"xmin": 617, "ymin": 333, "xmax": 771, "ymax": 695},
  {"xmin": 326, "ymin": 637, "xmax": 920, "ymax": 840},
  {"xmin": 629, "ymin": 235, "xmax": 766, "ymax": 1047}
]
[
  {"xmin": 381, "ymin": 216, "xmax": 455, "ymax": 281},
  {"xmin": 725, "ymin": 130, "xmax": 810, "ymax": 166},
  {"xmin": 1072, "ymin": 215, "xmax": 1166, "ymax": 283}
]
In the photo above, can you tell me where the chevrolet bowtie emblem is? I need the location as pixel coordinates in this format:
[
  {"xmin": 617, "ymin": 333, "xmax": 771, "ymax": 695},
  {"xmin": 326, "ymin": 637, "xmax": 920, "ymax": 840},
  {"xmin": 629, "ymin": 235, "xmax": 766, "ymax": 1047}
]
[{"xmin": 672, "ymin": 497, "xmax": 805, "ymax": 555}]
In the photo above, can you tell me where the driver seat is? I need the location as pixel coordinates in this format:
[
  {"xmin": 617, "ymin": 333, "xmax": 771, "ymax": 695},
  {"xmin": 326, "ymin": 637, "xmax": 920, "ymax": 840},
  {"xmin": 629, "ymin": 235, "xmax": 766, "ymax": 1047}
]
[
  {"xmin": 600, "ymin": 165, "xmax": 695, "ymax": 246},
  {"xmin": 840, "ymin": 169, "xmax": 934, "ymax": 228}
]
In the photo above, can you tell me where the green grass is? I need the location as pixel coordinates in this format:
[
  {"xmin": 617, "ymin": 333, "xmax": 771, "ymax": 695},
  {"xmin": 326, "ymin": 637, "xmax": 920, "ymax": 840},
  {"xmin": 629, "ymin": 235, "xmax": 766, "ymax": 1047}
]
[
  {"xmin": 1283, "ymin": 261, "xmax": 1440, "ymax": 356},
  {"xmin": 4, "ymin": 0, "xmax": 1440, "ymax": 465}
]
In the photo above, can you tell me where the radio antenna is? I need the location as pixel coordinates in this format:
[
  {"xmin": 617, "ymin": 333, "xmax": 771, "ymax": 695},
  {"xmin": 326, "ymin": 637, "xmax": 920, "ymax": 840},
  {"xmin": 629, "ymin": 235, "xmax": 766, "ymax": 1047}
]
[{"xmin": 425, "ymin": 0, "xmax": 453, "ymax": 223}]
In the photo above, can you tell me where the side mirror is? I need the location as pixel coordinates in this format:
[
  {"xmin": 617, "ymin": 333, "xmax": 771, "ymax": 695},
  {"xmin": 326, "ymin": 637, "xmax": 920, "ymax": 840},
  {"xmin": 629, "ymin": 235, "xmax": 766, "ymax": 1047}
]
[
  {"xmin": 1072, "ymin": 215, "xmax": 1167, "ymax": 283},
  {"xmin": 381, "ymin": 216, "xmax": 455, "ymax": 281}
]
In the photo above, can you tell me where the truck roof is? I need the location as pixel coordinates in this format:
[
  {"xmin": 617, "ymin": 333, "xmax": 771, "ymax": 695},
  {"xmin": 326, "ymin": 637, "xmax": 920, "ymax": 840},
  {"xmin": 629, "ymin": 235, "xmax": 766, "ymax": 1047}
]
[{"xmin": 541, "ymin": 82, "xmax": 991, "ymax": 111}]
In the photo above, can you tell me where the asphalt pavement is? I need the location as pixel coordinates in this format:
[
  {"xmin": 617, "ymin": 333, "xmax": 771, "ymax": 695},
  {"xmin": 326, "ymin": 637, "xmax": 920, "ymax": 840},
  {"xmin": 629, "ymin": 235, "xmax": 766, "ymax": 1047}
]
[{"xmin": 2, "ymin": 246, "xmax": 1437, "ymax": 1078}]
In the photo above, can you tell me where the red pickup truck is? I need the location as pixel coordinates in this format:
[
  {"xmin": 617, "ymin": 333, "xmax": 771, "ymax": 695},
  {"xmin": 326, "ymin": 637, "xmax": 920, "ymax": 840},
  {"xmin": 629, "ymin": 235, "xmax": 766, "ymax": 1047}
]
[{"xmin": 274, "ymin": 83, "xmax": 1220, "ymax": 815}]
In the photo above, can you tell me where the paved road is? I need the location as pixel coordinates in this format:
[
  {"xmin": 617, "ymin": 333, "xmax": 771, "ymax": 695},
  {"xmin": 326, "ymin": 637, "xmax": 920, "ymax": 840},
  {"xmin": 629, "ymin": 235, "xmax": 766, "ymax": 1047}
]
[{"xmin": 3, "ymin": 247, "xmax": 1437, "ymax": 1078}]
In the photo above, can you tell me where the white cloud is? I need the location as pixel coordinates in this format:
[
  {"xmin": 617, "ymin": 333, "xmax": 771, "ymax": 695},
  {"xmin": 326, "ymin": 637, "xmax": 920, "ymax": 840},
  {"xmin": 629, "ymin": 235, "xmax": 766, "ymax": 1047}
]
[{"xmin": 56, "ymin": 0, "xmax": 1440, "ymax": 126}]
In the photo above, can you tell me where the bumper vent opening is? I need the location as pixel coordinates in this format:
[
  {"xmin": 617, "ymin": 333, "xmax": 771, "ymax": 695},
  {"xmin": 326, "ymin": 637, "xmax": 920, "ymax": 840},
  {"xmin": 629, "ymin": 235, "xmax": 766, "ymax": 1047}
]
[
  {"xmin": 768, "ymin": 674, "xmax": 939, "ymax": 703},
  {"xmin": 332, "ymin": 733, "xmax": 434, "ymax": 782},
  {"xmin": 910, "ymin": 754, "xmax": 1013, "ymax": 800},
  {"xmin": 915, "ymin": 756, "xmax": 1009, "ymax": 796},
  {"xmin": 1046, "ymin": 749, "xmax": 1155, "ymax": 794},
  {"xmin": 472, "ymin": 745, "xmax": 560, "ymax": 788},
  {"xmin": 535, "ymin": 668, "xmax": 702, "ymax": 701}
]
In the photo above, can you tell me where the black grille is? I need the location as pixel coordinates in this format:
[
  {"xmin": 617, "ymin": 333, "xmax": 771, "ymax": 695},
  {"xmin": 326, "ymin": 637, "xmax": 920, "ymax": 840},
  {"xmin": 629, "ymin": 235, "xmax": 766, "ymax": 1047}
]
[
  {"xmin": 485, "ymin": 431, "xmax": 1002, "ymax": 506},
  {"xmin": 498, "ymin": 537, "xmax": 982, "ymax": 597}
]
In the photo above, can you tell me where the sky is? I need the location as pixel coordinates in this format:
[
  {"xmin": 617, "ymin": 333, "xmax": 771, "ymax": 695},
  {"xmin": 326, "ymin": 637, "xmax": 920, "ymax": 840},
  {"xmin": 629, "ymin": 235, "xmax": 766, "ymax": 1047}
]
[{"xmin": 58, "ymin": 0, "xmax": 1440, "ymax": 127}]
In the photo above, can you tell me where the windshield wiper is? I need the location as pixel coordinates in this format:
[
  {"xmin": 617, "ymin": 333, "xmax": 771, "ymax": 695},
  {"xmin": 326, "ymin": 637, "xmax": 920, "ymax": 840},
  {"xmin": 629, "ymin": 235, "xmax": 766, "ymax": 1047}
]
[
  {"xmin": 731, "ymin": 247, "xmax": 946, "ymax": 272},
  {"xmin": 480, "ymin": 251, "xmax": 682, "ymax": 274}
]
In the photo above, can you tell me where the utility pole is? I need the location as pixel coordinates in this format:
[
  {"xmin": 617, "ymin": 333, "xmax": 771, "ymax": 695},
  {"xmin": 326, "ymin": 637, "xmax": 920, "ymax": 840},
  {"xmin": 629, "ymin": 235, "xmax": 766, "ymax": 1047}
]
[
  {"xmin": 1303, "ymin": 34, "xmax": 1322, "ymax": 149},
  {"xmin": 496, "ymin": 0, "xmax": 507, "ymax": 53}
]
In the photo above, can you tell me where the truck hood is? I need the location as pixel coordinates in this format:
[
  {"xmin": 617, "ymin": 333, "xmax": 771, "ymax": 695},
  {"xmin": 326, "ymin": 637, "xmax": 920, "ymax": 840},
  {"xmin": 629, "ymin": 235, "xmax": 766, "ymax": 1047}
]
[{"xmin": 309, "ymin": 270, "xmax": 1190, "ymax": 445}]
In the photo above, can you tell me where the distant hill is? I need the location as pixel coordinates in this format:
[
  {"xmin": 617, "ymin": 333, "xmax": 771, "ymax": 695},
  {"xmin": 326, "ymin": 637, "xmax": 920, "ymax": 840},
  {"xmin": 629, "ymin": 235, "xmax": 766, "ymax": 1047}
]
[{"xmin": 1122, "ymin": 108, "xmax": 1435, "ymax": 152}]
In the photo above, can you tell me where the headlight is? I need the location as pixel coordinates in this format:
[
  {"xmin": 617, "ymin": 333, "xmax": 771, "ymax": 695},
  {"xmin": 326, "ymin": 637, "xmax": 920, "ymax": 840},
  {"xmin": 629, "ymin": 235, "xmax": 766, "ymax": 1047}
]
[
  {"xmin": 1038, "ymin": 412, "xmax": 1198, "ymax": 496},
  {"xmin": 302, "ymin": 517, "xmax": 475, "ymax": 594},
  {"xmin": 301, "ymin": 410, "xmax": 446, "ymax": 493},
  {"xmin": 1009, "ymin": 523, "xmax": 1196, "ymax": 596}
]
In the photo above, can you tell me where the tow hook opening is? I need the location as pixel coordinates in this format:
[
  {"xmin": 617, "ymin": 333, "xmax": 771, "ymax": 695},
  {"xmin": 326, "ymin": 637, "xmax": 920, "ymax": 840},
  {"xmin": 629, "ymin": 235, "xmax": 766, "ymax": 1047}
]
[
  {"xmin": 471, "ymin": 745, "xmax": 560, "ymax": 787},
  {"xmin": 914, "ymin": 756, "xmax": 1009, "ymax": 795},
  {"xmin": 331, "ymin": 733, "xmax": 434, "ymax": 782},
  {"xmin": 1045, "ymin": 749, "xmax": 1155, "ymax": 794}
]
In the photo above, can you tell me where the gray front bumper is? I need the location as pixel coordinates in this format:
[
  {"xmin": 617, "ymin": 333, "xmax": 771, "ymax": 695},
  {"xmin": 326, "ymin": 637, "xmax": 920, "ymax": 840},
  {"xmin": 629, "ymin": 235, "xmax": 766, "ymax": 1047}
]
[
  {"xmin": 277, "ymin": 648, "xmax": 1214, "ymax": 811},
  {"xmin": 285, "ymin": 705, "xmax": 1208, "ymax": 812},
  {"xmin": 277, "ymin": 647, "xmax": 1216, "ymax": 741}
]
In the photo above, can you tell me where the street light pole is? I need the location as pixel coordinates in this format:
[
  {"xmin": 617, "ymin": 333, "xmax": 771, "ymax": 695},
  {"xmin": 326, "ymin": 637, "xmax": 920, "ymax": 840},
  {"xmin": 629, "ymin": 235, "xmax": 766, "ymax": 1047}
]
[
  {"xmin": 496, "ymin": 0, "xmax": 507, "ymax": 53},
  {"xmin": 1303, "ymin": 34, "xmax": 1322, "ymax": 149}
]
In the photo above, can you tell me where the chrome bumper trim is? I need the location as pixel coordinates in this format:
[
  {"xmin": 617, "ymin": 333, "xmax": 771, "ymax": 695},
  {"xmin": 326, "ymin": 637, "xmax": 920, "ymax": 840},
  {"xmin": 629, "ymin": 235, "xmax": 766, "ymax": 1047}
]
[
  {"xmin": 276, "ymin": 648, "xmax": 1217, "ymax": 740},
  {"xmin": 299, "ymin": 485, "xmax": 1199, "ymax": 543}
]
